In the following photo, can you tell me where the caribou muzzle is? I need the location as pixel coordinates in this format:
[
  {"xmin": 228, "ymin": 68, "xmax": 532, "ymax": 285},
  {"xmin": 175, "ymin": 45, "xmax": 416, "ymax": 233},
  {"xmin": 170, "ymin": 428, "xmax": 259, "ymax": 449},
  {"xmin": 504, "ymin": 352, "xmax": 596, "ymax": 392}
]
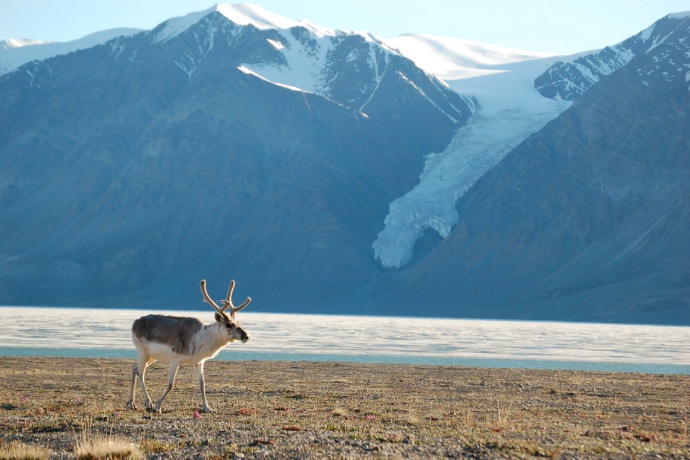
[{"xmin": 237, "ymin": 326, "xmax": 250, "ymax": 343}]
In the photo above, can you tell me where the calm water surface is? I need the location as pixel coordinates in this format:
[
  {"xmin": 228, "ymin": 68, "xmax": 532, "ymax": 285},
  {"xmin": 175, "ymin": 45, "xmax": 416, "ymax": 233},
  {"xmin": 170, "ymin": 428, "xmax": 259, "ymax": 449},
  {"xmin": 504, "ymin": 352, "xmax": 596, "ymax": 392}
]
[{"xmin": 0, "ymin": 306, "xmax": 688, "ymax": 374}]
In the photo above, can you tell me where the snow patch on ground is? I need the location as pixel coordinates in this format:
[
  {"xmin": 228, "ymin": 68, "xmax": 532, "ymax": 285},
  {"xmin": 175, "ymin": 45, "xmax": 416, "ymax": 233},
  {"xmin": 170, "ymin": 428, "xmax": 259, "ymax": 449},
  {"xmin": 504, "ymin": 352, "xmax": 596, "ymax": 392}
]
[
  {"xmin": 239, "ymin": 30, "xmax": 332, "ymax": 95},
  {"xmin": 239, "ymin": 29, "xmax": 397, "ymax": 107},
  {"xmin": 237, "ymin": 65, "xmax": 312, "ymax": 93}
]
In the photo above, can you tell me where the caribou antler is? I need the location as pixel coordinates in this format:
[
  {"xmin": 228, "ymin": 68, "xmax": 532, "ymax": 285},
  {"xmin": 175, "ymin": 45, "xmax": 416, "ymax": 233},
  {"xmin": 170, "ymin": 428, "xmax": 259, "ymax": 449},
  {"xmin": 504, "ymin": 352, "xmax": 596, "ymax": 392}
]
[
  {"xmin": 200, "ymin": 279, "xmax": 223, "ymax": 314},
  {"xmin": 221, "ymin": 280, "xmax": 252, "ymax": 317},
  {"xmin": 200, "ymin": 279, "xmax": 251, "ymax": 317}
]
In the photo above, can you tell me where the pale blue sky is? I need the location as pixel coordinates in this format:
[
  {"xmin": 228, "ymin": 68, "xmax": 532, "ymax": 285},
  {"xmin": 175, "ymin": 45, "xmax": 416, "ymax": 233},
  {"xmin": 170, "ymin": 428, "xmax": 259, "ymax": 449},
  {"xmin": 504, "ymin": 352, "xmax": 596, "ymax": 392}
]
[{"xmin": 2, "ymin": 0, "xmax": 689, "ymax": 54}]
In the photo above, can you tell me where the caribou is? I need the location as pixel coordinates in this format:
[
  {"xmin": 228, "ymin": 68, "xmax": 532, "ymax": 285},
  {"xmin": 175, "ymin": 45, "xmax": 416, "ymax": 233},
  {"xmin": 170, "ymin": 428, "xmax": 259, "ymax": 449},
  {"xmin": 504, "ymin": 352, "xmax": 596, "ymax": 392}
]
[{"xmin": 127, "ymin": 279, "xmax": 251, "ymax": 413}]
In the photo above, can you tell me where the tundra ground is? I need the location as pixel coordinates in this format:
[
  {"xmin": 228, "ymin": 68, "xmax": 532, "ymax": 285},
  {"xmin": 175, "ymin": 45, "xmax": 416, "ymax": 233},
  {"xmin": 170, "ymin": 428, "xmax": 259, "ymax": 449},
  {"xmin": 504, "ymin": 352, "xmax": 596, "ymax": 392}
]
[{"xmin": 0, "ymin": 357, "xmax": 688, "ymax": 459}]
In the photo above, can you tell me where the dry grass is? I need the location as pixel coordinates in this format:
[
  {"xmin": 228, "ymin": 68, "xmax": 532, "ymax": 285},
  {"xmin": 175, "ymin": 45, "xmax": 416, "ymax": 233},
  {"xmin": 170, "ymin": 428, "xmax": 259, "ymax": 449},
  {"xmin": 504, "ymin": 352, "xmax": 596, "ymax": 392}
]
[
  {"xmin": 74, "ymin": 436, "xmax": 141, "ymax": 460},
  {"xmin": 0, "ymin": 440, "xmax": 52, "ymax": 460},
  {"xmin": 74, "ymin": 418, "xmax": 142, "ymax": 459},
  {"xmin": 0, "ymin": 357, "xmax": 688, "ymax": 459}
]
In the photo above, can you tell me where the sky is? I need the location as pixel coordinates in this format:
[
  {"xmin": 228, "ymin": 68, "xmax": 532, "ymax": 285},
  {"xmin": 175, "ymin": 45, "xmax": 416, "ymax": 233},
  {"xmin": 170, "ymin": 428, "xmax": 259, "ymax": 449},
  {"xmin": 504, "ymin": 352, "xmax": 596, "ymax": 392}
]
[{"xmin": 1, "ymin": 0, "xmax": 689, "ymax": 54}]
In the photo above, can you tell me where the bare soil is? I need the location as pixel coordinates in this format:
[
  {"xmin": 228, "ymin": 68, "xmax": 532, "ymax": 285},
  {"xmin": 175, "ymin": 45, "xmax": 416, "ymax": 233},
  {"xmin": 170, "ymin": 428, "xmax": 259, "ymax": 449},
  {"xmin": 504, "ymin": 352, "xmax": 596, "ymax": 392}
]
[{"xmin": 0, "ymin": 357, "xmax": 688, "ymax": 458}]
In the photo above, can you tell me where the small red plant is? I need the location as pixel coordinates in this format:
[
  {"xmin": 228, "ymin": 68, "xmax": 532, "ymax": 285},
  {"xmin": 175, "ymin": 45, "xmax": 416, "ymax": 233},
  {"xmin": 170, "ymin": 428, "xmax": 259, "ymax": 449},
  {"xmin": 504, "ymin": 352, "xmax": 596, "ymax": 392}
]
[{"xmin": 283, "ymin": 425, "xmax": 301, "ymax": 431}]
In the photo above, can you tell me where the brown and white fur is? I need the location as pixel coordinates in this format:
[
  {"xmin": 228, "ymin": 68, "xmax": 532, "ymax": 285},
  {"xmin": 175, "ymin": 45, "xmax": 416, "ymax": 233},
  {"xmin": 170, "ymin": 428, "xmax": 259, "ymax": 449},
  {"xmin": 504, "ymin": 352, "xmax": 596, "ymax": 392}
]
[{"xmin": 127, "ymin": 279, "xmax": 251, "ymax": 413}]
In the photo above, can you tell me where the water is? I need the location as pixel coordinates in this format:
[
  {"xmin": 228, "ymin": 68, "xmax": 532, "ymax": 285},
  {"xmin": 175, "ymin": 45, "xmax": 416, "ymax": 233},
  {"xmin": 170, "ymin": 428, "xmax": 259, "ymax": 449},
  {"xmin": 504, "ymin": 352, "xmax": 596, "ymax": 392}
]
[{"xmin": 1, "ymin": 306, "xmax": 688, "ymax": 374}]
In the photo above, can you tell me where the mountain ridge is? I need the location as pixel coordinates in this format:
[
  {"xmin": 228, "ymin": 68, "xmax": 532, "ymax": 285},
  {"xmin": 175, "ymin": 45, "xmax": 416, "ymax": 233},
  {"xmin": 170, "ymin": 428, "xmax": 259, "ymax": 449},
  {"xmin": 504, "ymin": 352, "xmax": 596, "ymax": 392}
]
[
  {"xmin": 535, "ymin": 11, "xmax": 690, "ymax": 100},
  {"xmin": 0, "ymin": 28, "xmax": 142, "ymax": 76}
]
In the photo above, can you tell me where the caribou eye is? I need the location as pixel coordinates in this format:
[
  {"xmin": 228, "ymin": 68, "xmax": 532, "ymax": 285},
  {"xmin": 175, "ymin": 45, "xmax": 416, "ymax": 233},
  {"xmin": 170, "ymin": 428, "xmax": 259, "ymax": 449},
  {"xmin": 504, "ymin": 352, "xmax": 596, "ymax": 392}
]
[{"xmin": 226, "ymin": 323, "xmax": 236, "ymax": 330}]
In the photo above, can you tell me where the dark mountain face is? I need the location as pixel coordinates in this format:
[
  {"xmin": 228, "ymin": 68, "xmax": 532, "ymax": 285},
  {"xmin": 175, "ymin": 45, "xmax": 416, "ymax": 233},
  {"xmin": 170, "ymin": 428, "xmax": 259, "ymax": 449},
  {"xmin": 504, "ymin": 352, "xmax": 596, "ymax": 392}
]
[
  {"xmin": 535, "ymin": 13, "xmax": 690, "ymax": 101},
  {"xmin": 386, "ymin": 34, "xmax": 690, "ymax": 324},
  {"xmin": 0, "ymin": 10, "xmax": 472, "ymax": 308}
]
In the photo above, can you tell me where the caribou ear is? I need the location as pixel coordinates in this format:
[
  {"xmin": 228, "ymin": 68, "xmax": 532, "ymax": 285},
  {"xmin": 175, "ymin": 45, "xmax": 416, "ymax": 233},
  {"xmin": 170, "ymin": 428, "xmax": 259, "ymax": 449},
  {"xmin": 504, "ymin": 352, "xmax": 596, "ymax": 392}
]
[{"xmin": 215, "ymin": 312, "xmax": 223, "ymax": 323}]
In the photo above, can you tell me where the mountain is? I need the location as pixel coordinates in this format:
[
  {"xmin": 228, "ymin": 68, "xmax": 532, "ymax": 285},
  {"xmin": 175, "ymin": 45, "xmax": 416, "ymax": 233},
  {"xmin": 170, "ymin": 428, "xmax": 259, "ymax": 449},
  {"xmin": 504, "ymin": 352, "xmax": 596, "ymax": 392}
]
[
  {"xmin": 0, "ymin": 5, "xmax": 473, "ymax": 309},
  {"xmin": 534, "ymin": 12, "xmax": 690, "ymax": 100},
  {"xmin": 377, "ymin": 12, "xmax": 690, "ymax": 324},
  {"xmin": 1, "ymin": 5, "xmax": 689, "ymax": 325}
]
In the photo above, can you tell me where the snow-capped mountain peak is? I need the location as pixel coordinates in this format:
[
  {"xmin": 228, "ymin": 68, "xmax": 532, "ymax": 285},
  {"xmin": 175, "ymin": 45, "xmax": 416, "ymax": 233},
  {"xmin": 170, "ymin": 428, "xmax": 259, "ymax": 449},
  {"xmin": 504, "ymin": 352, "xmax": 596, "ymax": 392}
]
[
  {"xmin": 149, "ymin": 5, "xmax": 267, "ymax": 43},
  {"xmin": 147, "ymin": 4, "xmax": 412, "ymax": 104},
  {"xmin": 147, "ymin": 3, "xmax": 461, "ymax": 117},
  {"xmin": 668, "ymin": 10, "xmax": 690, "ymax": 19},
  {"xmin": 0, "ymin": 28, "xmax": 141, "ymax": 76},
  {"xmin": 216, "ymin": 3, "xmax": 298, "ymax": 29},
  {"xmin": 535, "ymin": 11, "xmax": 690, "ymax": 100},
  {"xmin": 154, "ymin": 3, "xmax": 334, "ymax": 43}
]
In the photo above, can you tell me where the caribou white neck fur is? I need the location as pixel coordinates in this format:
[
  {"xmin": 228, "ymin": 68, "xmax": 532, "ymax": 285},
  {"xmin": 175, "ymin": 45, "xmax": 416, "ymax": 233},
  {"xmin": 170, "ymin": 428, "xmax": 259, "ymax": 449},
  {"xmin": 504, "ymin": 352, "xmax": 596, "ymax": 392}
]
[{"xmin": 127, "ymin": 279, "xmax": 251, "ymax": 413}]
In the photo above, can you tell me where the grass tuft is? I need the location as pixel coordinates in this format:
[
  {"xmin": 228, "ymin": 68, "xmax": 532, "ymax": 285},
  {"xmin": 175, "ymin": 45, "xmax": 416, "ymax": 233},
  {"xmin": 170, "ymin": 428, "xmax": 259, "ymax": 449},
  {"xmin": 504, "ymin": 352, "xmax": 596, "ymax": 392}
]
[
  {"xmin": 74, "ymin": 437, "xmax": 142, "ymax": 460},
  {"xmin": 0, "ymin": 441, "xmax": 52, "ymax": 460},
  {"xmin": 74, "ymin": 418, "xmax": 142, "ymax": 460}
]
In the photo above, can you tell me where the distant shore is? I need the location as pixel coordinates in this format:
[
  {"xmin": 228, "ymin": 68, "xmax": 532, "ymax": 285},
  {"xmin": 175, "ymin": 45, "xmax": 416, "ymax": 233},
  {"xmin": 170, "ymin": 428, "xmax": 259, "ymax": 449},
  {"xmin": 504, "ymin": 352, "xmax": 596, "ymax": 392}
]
[{"xmin": 1, "ymin": 357, "xmax": 688, "ymax": 459}]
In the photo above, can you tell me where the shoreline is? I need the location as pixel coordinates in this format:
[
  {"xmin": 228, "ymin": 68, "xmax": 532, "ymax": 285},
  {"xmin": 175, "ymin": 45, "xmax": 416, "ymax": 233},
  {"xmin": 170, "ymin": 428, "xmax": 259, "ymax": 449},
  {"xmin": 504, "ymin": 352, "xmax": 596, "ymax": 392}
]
[
  {"xmin": 1, "ymin": 357, "xmax": 689, "ymax": 458},
  {"xmin": 1, "ymin": 348, "xmax": 689, "ymax": 376}
]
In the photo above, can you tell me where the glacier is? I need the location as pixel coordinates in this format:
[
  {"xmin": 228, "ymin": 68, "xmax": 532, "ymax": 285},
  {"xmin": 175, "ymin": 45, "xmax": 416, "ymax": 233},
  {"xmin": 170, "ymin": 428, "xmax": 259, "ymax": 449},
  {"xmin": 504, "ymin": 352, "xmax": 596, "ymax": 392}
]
[{"xmin": 374, "ymin": 35, "xmax": 573, "ymax": 269}]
